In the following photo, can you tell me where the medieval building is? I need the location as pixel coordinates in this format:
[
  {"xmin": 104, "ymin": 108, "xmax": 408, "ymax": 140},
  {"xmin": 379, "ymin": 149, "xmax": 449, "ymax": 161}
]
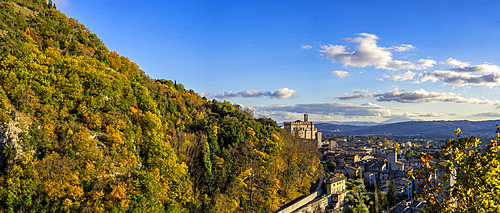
[{"xmin": 283, "ymin": 114, "xmax": 322, "ymax": 146}]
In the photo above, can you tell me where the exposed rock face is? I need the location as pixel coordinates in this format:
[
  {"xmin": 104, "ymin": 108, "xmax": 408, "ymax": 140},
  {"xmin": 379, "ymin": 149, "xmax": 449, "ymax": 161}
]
[{"xmin": 0, "ymin": 122, "xmax": 27, "ymax": 168}]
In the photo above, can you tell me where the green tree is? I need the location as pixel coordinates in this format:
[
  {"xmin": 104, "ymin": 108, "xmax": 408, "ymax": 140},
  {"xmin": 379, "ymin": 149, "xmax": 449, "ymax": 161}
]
[
  {"xmin": 352, "ymin": 191, "xmax": 368, "ymax": 213},
  {"xmin": 393, "ymin": 143, "xmax": 400, "ymax": 154},
  {"xmin": 357, "ymin": 170, "xmax": 363, "ymax": 180},
  {"xmin": 387, "ymin": 180, "xmax": 397, "ymax": 207},
  {"xmin": 410, "ymin": 127, "xmax": 500, "ymax": 212},
  {"xmin": 373, "ymin": 180, "xmax": 380, "ymax": 213},
  {"xmin": 327, "ymin": 161, "xmax": 336, "ymax": 172},
  {"xmin": 404, "ymin": 149, "xmax": 416, "ymax": 159}
]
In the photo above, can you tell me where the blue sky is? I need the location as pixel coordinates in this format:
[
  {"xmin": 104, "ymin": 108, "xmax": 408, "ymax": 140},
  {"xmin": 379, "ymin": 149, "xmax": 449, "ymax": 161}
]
[{"xmin": 55, "ymin": 0, "xmax": 500, "ymax": 123}]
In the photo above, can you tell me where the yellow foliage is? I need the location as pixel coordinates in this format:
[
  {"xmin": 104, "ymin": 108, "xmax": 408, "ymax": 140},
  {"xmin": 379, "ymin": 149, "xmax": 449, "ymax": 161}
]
[
  {"xmin": 105, "ymin": 125, "xmax": 125, "ymax": 146},
  {"xmin": 214, "ymin": 193, "xmax": 239, "ymax": 213},
  {"xmin": 246, "ymin": 127, "xmax": 256, "ymax": 136},
  {"xmin": 252, "ymin": 149, "xmax": 269, "ymax": 165},
  {"xmin": 110, "ymin": 183, "xmax": 131, "ymax": 208},
  {"xmin": 213, "ymin": 125, "xmax": 218, "ymax": 136},
  {"xmin": 236, "ymin": 168, "xmax": 253, "ymax": 189},
  {"xmin": 143, "ymin": 111, "xmax": 162, "ymax": 132},
  {"xmin": 82, "ymin": 162, "xmax": 95, "ymax": 182},
  {"xmin": 214, "ymin": 156, "xmax": 225, "ymax": 167},
  {"xmin": 271, "ymin": 133, "xmax": 280, "ymax": 141}
]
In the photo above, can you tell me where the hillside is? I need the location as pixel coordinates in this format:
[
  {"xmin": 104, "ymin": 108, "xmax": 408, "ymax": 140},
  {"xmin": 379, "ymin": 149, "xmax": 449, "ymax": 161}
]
[
  {"xmin": 317, "ymin": 120, "xmax": 500, "ymax": 138},
  {"xmin": 0, "ymin": 1, "xmax": 320, "ymax": 212}
]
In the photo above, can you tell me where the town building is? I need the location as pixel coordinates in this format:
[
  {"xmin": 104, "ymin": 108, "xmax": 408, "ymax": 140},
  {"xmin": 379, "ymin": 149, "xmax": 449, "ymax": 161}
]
[
  {"xmin": 388, "ymin": 150, "xmax": 404, "ymax": 170},
  {"xmin": 409, "ymin": 158, "xmax": 424, "ymax": 168},
  {"xmin": 326, "ymin": 174, "xmax": 349, "ymax": 211},
  {"xmin": 363, "ymin": 172, "xmax": 375, "ymax": 186}
]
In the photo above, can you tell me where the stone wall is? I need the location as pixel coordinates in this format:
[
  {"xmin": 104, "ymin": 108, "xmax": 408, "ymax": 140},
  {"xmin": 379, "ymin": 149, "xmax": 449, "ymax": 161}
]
[
  {"xmin": 276, "ymin": 189, "xmax": 323, "ymax": 213},
  {"xmin": 294, "ymin": 196, "xmax": 330, "ymax": 213}
]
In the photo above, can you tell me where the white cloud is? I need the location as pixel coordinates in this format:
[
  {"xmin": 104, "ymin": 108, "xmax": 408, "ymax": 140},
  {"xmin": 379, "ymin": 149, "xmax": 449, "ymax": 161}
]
[
  {"xmin": 215, "ymin": 88, "xmax": 298, "ymax": 99},
  {"xmin": 337, "ymin": 88, "xmax": 500, "ymax": 106},
  {"xmin": 337, "ymin": 92, "xmax": 377, "ymax": 100},
  {"xmin": 471, "ymin": 111, "xmax": 500, "ymax": 117},
  {"xmin": 440, "ymin": 58, "xmax": 471, "ymax": 67},
  {"xmin": 397, "ymin": 112, "xmax": 448, "ymax": 118},
  {"xmin": 216, "ymin": 91, "xmax": 239, "ymax": 99},
  {"xmin": 352, "ymin": 89, "xmax": 369, "ymax": 93},
  {"xmin": 268, "ymin": 88, "xmax": 298, "ymax": 99},
  {"xmin": 320, "ymin": 33, "xmax": 392, "ymax": 68},
  {"xmin": 301, "ymin": 45, "xmax": 313, "ymax": 50},
  {"xmin": 392, "ymin": 44, "xmax": 415, "ymax": 52},
  {"xmin": 239, "ymin": 90, "xmax": 265, "ymax": 98},
  {"xmin": 425, "ymin": 58, "xmax": 500, "ymax": 87},
  {"xmin": 450, "ymin": 64, "xmax": 500, "ymax": 74},
  {"xmin": 417, "ymin": 59, "xmax": 437, "ymax": 69},
  {"xmin": 330, "ymin": 70, "xmax": 350, "ymax": 78},
  {"xmin": 387, "ymin": 59, "xmax": 436, "ymax": 70},
  {"xmin": 319, "ymin": 33, "xmax": 435, "ymax": 71},
  {"xmin": 377, "ymin": 89, "xmax": 500, "ymax": 105},
  {"xmin": 420, "ymin": 70, "xmax": 500, "ymax": 87},
  {"xmin": 440, "ymin": 58, "xmax": 500, "ymax": 74},
  {"xmin": 385, "ymin": 71, "xmax": 416, "ymax": 81},
  {"xmin": 197, "ymin": 92, "xmax": 214, "ymax": 98}
]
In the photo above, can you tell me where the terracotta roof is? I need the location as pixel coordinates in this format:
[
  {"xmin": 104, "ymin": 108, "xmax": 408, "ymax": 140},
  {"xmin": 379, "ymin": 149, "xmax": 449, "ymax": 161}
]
[{"xmin": 438, "ymin": 162, "xmax": 449, "ymax": 167}]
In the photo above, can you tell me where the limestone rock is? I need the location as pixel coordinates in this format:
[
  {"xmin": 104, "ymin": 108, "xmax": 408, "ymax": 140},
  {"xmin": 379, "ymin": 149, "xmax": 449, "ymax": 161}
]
[{"xmin": 0, "ymin": 122, "xmax": 27, "ymax": 168}]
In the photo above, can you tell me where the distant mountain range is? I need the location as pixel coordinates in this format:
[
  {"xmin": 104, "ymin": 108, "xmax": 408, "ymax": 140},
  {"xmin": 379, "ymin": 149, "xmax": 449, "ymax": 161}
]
[{"xmin": 316, "ymin": 120, "xmax": 500, "ymax": 138}]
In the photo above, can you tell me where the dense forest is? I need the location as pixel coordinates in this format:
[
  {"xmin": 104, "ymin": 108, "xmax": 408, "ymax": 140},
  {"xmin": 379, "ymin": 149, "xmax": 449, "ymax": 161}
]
[{"xmin": 0, "ymin": 0, "xmax": 320, "ymax": 212}]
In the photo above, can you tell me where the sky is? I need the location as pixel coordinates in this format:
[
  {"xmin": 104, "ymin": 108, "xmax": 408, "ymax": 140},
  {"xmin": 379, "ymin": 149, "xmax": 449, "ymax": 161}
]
[{"xmin": 55, "ymin": 0, "xmax": 500, "ymax": 124}]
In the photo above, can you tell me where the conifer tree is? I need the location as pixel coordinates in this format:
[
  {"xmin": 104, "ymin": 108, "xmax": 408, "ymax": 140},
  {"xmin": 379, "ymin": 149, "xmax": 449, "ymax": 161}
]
[{"xmin": 387, "ymin": 180, "xmax": 397, "ymax": 207}]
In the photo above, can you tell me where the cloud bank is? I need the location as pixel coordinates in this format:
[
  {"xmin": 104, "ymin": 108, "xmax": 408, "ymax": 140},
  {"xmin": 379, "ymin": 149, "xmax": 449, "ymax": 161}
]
[
  {"xmin": 214, "ymin": 88, "xmax": 298, "ymax": 99},
  {"xmin": 337, "ymin": 88, "xmax": 500, "ymax": 106},
  {"xmin": 422, "ymin": 58, "xmax": 500, "ymax": 87},
  {"xmin": 258, "ymin": 102, "xmax": 391, "ymax": 117}
]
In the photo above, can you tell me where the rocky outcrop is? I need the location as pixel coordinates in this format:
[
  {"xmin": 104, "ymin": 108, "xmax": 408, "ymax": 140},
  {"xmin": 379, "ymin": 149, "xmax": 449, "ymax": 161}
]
[{"xmin": 0, "ymin": 121, "xmax": 28, "ymax": 168}]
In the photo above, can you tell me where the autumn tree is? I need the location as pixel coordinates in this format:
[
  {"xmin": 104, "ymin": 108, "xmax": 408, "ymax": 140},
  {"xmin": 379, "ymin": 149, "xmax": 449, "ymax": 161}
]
[{"xmin": 410, "ymin": 127, "xmax": 500, "ymax": 212}]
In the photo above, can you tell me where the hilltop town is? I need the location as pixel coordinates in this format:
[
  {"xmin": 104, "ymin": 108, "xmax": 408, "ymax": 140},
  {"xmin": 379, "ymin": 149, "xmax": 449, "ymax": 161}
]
[{"xmin": 277, "ymin": 114, "xmax": 454, "ymax": 213}]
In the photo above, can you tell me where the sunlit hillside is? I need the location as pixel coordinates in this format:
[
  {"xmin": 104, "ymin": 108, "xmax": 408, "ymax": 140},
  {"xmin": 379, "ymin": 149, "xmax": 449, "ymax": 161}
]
[{"xmin": 0, "ymin": 1, "xmax": 320, "ymax": 212}]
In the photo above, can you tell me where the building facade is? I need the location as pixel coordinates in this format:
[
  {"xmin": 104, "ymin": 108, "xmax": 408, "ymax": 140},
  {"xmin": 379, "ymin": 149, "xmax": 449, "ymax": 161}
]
[{"xmin": 283, "ymin": 114, "xmax": 322, "ymax": 146}]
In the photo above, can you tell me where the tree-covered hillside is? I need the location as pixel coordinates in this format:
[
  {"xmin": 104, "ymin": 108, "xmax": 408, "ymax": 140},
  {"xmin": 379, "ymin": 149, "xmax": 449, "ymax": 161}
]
[{"xmin": 0, "ymin": 1, "xmax": 320, "ymax": 212}]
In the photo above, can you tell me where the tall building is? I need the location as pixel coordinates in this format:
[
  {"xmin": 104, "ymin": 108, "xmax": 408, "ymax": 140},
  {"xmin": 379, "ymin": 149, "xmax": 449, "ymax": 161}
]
[
  {"xmin": 388, "ymin": 150, "xmax": 397, "ymax": 170},
  {"xmin": 387, "ymin": 150, "xmax": 404, "ymax": 170},
  {"xmin": 283, "ymin": 114, "xmax": 322, "ymax": 146}
]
